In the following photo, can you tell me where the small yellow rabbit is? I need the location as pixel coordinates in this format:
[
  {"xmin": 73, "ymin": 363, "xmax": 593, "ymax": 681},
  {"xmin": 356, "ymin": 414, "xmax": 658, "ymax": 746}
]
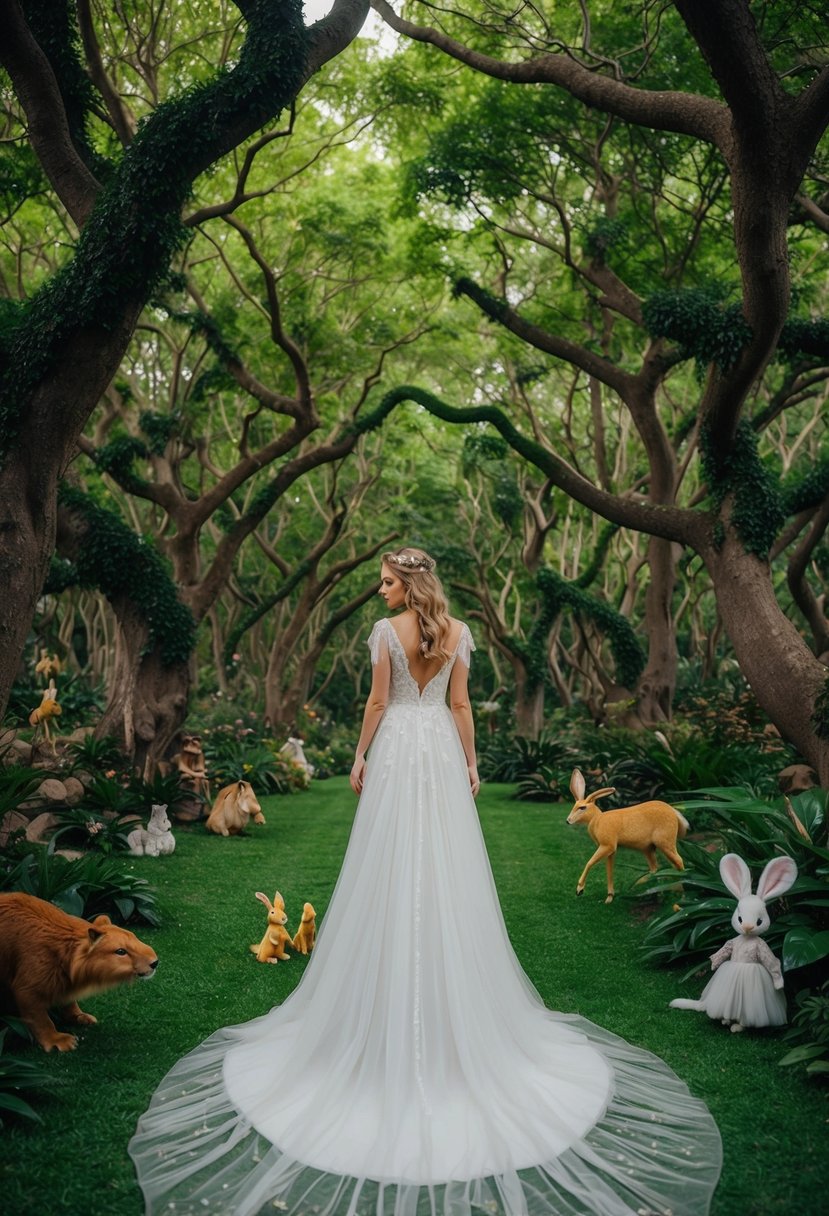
[{"xmin": 250, "ymin": 891, "xmax": 291, "ymax": 964}]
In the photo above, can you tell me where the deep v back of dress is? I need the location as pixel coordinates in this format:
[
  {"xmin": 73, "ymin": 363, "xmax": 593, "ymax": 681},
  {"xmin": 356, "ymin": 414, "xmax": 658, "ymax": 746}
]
[
  {"xmin": 130, "ymin": 616, "xmax": 721, "ymax": 1216},
  {"xmin": 376, "ymin": 617, "xmax": 470, "ymax": 705}
]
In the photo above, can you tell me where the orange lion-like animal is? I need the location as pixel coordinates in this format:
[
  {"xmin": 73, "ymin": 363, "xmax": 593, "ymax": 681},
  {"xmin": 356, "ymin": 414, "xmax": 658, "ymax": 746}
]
[
  {"xmin": 205, "ymin": 780, "xmax": 265, "ymax": 836},
  {"xmin": 0, "ymin": 892, "xmax": 158, "ymax": 1052}
]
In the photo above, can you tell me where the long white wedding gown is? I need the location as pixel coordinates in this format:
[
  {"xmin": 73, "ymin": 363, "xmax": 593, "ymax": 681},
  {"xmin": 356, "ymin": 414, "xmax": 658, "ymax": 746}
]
[{"xmin": 130, "ymin": 618, "xmax": 721, "ymax": 1215}]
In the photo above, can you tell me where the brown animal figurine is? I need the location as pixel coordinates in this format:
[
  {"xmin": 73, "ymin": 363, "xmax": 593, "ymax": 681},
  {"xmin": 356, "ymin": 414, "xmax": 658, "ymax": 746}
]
[
  {"xmin": 250, "ymin": 891, "xmax": 292, "ymax": 963},
  {"xmin": 174, "ymin": 733, "xmax": 210, "ymax": 799},
  {"xmin": 205, "ymin": 780, "xmax": 265, "ymax": 836},
  {"xmin": 566, "ymin": 768, "xmax": 689, "ymax": 903},
  {"xmin": 0, "ymin": 892, "xmax": 158, "ymax": 1051},
  {"xmin": 291, "ymin": 902, "xmax": 316, "ymax": 954}
]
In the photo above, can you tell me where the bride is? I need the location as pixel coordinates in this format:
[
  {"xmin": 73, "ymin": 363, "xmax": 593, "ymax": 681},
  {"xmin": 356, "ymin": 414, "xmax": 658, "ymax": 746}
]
[{"xmin": 130, "ymin": 546, "xmax": 721, "ymax": 1215}]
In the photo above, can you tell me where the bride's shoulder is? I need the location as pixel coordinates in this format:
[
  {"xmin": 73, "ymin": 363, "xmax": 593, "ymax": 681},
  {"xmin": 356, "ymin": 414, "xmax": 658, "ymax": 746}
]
[{"xmin": 446, "ymin": 617, "xmax": 471, "ymax": 644}]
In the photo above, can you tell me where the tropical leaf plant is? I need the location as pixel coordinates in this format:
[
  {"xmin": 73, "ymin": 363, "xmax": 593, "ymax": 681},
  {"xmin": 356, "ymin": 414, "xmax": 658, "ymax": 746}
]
[
  {"xmin": 128, "ymin": 769, "xmax": 197, "ymax": 819},
  {"xmin": 778, "ymin": 981, "xmax": 829, "ymax": 1080},
  {"xmin": 0, "ymin": 845, "xmax": 161, "ymax": 925},
  {"xmin": 49, "ymin": 806, "xmax": 136, "ymax": 855},
  {"xmin": 479, "ymin": 733, "xmax": 573, "ymax": 788},
  {"xmin": 67, "ymin": 733, "xmax": 128, "ymax": 776},
  {"xmin": 0, "ymin": 1018, "xmax": 60, "ymax": 1126},
  {"xmin": 0, "ymin": 764, "xmax": 52, "ymax": 818},
  {"xmin": 639, "ymin": 788, "xmax": 829, "ymax": 987}
]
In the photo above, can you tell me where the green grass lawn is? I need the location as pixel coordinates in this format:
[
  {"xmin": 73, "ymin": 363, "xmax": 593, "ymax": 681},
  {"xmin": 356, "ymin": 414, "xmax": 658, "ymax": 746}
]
[{"xmin": 3, "ymin": 779, "xmax": 827, "ymax": 1215}]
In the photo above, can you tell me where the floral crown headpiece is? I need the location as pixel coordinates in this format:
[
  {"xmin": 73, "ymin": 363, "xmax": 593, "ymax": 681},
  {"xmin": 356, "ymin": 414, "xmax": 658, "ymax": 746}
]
[{"xmin": 387, "ymin": 553, "xmax": 435, "ymax": 572}]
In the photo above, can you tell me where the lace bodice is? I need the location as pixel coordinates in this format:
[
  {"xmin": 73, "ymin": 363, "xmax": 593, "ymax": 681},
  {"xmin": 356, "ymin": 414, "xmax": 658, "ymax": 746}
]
[{"xmin": 367, "ymin": 617, "xmax": 475, "ymax": 708}]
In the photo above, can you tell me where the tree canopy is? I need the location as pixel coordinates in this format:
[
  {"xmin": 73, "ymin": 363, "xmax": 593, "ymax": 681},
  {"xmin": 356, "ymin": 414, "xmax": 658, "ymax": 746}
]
[{"xmin": 2, "ymin": 1, "xmax": 829, "ymax": 774}]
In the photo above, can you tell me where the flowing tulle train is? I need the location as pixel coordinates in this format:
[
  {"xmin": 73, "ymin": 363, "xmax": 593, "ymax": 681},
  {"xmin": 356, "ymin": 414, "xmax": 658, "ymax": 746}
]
[{"xmin": 130, "ymin": 620, "xmax": 721, "ymax": 1215}]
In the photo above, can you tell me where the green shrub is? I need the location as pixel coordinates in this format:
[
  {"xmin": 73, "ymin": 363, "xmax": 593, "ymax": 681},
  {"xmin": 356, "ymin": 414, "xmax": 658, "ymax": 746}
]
[
  {"xmin": 0, "ymin": 1018, "xmax": 60, "ymax": 1126},
  {"xmin": 779, "ymin": 981, "xmax": 829, "ymax": 1080},
  {"xmin": 0, "ymin": 764, "xmax": 52, "ymax": 818},
  {"xmin": 0, "ymin": 846, "xmax": 161, "ymax": 926},
  {"xmin": 76, "ymin": 774, "xmax": 141, "ymax": 816},
  {"xmin": 128, "ymin": 770, "xmax": 198, "ymax": 819},
  {"xmin": 49, "ymin": 806, "xmax": 137, "ymax": 855},
  {"xmin": 200, "ymin": 718, "xmax": 310, "ymax": 794},
  {"xmin": 479, "ymin": 733, "xmax": 573, "ymax": 788},
  {"xmin": 68, "ymin": 733, "xmax": 129, "ymax": 776},
  {"xmin": 639, "ymin": 788, "xmax": 829, "ymax": 987}
]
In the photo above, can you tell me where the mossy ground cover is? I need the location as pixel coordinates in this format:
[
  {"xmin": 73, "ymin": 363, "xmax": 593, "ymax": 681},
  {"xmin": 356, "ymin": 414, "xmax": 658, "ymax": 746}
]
[{"xmin": 2, "ymin": 779, "xmax": 826, "ymax": 1215}]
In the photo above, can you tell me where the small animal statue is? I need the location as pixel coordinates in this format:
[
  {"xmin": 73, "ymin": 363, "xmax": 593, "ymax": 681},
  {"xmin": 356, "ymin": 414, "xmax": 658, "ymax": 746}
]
[
  {"xmin": 566, "ymin": 768, "xmax": 689, "ymax": 902},
  {"xmin": 292, "ymin": 902, "xmax": 316, "ymax": 954},
  {"xmin": 280, "ymin": 736, "xmax": 315, "ymax": 777},
  {"xmin": 0, "ymin": 892, "xmax": 158, "ymax": 1051},
  {"xmin": 250, "ymin": 891, "xmax": 292, "ymax": 963},
  {"xmin": 670, "ymin": 853, "xmax": 798, "ymax": 1032},
  {"xmin": 34, "ymin": 650, "xmax": 62, "ymax": 680},
  {"xmin": 205, "ymin": 780, "xmax": 265, "ymax": 836},
  {"xmin": 173, "ymin": 733, "xmax": 210, "ymax": 799},
  {"xmin": 28, "ymin": 680, "xmax": 62, "ymax": 749},
  {"xmin": 127, "ymin": 804, "xmax": 176, "ymax": 857}
]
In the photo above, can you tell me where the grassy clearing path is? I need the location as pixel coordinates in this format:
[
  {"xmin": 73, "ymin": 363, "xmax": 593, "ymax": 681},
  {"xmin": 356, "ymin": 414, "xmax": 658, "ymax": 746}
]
[{"xmin": 2, "ymin": 779, "xmax": 826, "ymax": 1215}]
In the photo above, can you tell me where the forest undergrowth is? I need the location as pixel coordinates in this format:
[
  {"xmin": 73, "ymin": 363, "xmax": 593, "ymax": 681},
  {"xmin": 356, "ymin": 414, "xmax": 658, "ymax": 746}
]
[{"xmin": 1, "ymin": 780, "xmax": 826, "ymax": 1216}]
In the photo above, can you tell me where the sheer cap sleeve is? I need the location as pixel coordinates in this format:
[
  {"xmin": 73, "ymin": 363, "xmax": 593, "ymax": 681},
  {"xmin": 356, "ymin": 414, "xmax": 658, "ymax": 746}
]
[
  {"xmin": 456, "ymin": 623, "xmax": 476, "ymax": 669},
  {"xmin": 367, "ymin": 619, "xmax": 389, "ymax": 666}
]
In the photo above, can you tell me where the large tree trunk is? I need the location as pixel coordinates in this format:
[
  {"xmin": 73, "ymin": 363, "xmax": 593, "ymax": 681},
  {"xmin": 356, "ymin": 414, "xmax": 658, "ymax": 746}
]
[
  {"xmin": 513, "ymin": 665, "xmax": 544, "ymax": 739},
  {"xmin": 0, "ymin": 462, "xmax": 58, "ymax": 715},
  {"xmin": 636, "ymin": 535, "xmax": 680, "ymax": 724},
  {"xmin": 704, "ymin": 534, "xmax": 829, "ymax": 783},
  {"xmin": 0, "ymin": 0, "xmax": 369, "ymax": 726},
  {"xmin": 94, "ymin": 599, "xmax": 190, "ymax": 776}
]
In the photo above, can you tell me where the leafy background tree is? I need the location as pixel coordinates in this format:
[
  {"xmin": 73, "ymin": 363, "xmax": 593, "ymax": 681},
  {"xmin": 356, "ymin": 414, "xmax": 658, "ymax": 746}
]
[{"xmin": 2, "ymin": 0, "xmax": 829, "ymax": 791}]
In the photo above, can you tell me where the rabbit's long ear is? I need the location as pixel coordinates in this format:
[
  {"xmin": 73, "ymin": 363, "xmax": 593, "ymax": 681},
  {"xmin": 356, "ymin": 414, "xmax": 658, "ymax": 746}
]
[
  {"xmin": 570, "ymin": 769, "xmax": 586, "ymax": 799},
  {"xmin": 757, "ymin": 855, "xmax": 797, "ymax": 902},
  {"xmin": 588, "ymin": 787, "xmax": 616, "ymax": 802},
  {"xmin": 719, "ymin": 853, "xmax": 752, "ymax": 899},
  {"xmin": 255, "ymin": 891, "xmax": 272, "ymax": 908},
  {"xmin": 274, "ymin": 891, "xmax": 284, "ymax": 906}
]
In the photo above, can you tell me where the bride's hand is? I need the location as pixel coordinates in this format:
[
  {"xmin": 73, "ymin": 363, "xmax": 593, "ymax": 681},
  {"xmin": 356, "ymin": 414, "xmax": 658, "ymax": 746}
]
[
  {"xmin": 468, "ymin": 765, "xmax": 481, "ymax": 797},
  {"xmin": 350, "ymin": 754, "xmax": 366, "ymax": 795}
]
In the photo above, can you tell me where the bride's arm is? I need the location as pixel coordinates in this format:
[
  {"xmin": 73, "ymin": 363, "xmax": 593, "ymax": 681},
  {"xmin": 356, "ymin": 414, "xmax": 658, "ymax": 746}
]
[
  {"xmin": 449, "ymin": 659, "xmax": 480, "ymax": 797},
  {"xmin": 350, "ymin": 649, "xmax": 391, "ymax": 794}
]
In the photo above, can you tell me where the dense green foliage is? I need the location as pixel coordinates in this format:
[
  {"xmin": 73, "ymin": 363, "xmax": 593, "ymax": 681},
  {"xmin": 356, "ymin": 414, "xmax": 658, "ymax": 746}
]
[{"xmin": 53, "ymin": 487, "xmax": 195, "ymax": 665}]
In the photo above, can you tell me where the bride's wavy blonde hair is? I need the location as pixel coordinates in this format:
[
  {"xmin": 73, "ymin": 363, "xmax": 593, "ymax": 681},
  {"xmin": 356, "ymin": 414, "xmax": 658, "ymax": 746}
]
[{"xmin": 382, "ymin": 547, "xmax": 453, "ymax": 663}]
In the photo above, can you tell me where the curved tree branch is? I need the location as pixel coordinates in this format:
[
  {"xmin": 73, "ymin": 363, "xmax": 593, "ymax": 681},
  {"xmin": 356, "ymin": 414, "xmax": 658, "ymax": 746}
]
[
  {"xmin": 370, "ymin": 0, "xmax": 728, "ymax": 146},
  {"xmin": 455, "ymin": 278, "xmax": 635, "ymax": 399},
  {"xmin": 351, "ymin": 385, "xmax": 703, "ymax": 548},
  {"xmin": 76, "ymin": 0, "xmax": 134, "ymax": 147},
  {"xmin": 0, "ymin": 0, "xmax": 101, "ymax": 226}
]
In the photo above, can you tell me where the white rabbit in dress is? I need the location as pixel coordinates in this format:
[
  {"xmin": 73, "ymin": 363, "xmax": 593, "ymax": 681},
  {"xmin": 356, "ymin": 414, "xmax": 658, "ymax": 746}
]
[{"xmin": 670, "ymin": 852, "xmax": 797, "ymax": 1032}]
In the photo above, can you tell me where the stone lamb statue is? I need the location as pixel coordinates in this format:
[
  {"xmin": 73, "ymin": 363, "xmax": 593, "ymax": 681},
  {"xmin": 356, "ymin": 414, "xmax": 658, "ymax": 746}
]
[{"xmin": 127, "ymin": 804, "xmax": 176, "ymax": 857}]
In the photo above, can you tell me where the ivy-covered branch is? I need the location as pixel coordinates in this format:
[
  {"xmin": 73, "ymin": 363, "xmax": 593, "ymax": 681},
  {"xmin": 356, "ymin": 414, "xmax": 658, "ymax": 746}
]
[
  {"xmin": 0, "ymin": 0, "xmax": 368, "ymax": 464},
  {"xmin": 643, "ymin": 287, "xmax": 829, "ymax": 371},
  {"xmin": 0, "ymin": 0, "xmax": 100, "ymax": 225},
  {"xmin": 699, "ymin": 420, "xmax": 784, "ymax": 557},
  {"xmin": 345, "ymin": 385, "xmax": 701, "ymax": 547},
  {"xmin": 531, "ymin": 566, "xmax": 645, "ymax": 690},
  {"xmin": 54, "ymin": 486, "xmax": 196, "ymax": 665}
]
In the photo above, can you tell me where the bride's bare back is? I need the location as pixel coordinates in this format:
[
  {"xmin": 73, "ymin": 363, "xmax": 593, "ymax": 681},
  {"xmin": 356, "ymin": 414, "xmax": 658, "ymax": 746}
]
[{"xmin": 388, "ymin": 610, "xmax": 463, "ymax": 694}]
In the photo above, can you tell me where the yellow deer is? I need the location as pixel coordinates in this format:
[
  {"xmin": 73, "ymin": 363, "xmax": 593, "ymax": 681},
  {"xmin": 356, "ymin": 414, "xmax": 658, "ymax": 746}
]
[{"xmin": 566, "ymin": 768, "xmax": 688, "ymax": 903}]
